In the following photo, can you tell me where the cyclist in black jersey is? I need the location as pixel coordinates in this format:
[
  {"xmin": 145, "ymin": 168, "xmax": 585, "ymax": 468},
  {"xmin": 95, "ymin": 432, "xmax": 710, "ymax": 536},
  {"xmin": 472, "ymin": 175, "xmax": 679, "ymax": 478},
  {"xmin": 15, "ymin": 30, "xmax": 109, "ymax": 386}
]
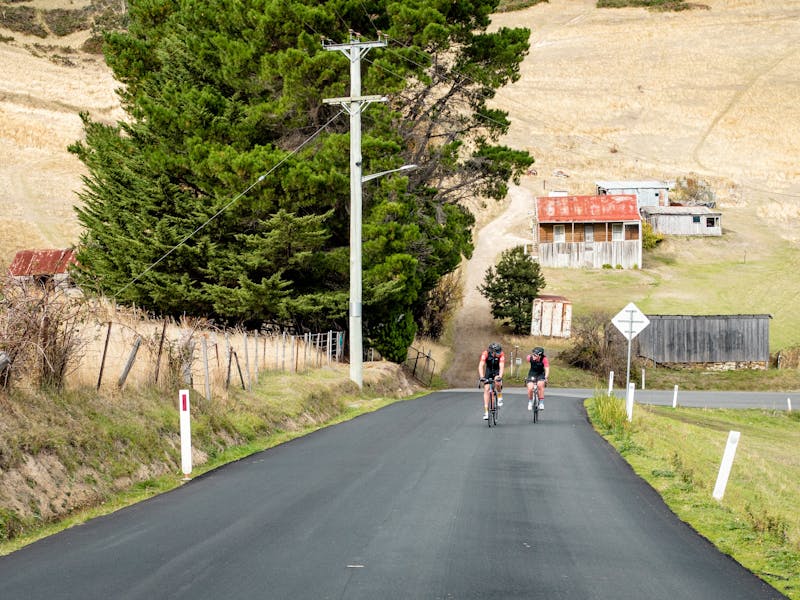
[
  {"xmin": 525, "ymin": 347, "xmax": 550, "ymax": 410},
  {"xmin": 478, "ymin": 342, "xmax": 505, "ymax": 420}
]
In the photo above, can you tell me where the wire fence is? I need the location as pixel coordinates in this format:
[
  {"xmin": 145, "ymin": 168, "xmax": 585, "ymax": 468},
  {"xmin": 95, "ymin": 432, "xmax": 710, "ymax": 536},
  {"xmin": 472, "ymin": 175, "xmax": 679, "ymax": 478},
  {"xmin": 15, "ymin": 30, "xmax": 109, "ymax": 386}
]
[
  {"xmin": 1, "ymin": 295, "xmax": 346, "ymax": 399},
  {"xmin": 403, "ymin": 345, "xmax": 436, "ymax": 386},
  {"xmin": 87, "ymin": 318, "xmax": 346, "ymax": 401}
]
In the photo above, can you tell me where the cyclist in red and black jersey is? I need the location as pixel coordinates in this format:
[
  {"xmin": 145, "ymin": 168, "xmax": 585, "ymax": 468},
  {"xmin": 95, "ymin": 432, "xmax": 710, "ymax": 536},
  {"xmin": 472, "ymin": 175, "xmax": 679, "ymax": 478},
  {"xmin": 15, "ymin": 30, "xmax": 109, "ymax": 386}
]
[{"xmin": 478, "ymin": 342, "xmax": 505, "ymax": 420}]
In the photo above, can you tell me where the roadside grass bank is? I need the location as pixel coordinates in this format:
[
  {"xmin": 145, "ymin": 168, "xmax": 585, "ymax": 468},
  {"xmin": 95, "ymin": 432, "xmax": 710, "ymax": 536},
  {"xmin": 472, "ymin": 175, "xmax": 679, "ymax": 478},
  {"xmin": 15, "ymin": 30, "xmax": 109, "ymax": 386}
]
[
  {"xmin": 0, "ymin": 362, "xmax": 421, "ymax": 556},
  {"xmin": 586, "ymin": 393, "xmax": 800, "ymax": 599}
]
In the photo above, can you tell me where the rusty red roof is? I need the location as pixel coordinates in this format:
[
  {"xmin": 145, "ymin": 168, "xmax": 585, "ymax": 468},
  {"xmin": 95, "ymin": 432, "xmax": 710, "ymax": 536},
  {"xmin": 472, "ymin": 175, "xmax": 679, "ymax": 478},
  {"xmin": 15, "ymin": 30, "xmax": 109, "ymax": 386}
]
[
  {"xmin": 8, "ymin": 249, "xmax": 77, "ymax": 276},
  {"xmin": 536, "ymin": 195, "xmax": 639, "ymax": 223},
  {"xmin": 536, "ymin": 294, "xmax": 571, "ymax": 303}
]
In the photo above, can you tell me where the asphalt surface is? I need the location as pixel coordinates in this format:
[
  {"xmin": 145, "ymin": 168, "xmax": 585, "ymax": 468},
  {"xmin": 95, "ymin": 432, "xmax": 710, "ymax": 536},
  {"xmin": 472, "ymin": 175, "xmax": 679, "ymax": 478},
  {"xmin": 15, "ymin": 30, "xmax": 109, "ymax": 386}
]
[{"xmin": 0, "ymin": 389, "xmax": 788, "ymax": 599}]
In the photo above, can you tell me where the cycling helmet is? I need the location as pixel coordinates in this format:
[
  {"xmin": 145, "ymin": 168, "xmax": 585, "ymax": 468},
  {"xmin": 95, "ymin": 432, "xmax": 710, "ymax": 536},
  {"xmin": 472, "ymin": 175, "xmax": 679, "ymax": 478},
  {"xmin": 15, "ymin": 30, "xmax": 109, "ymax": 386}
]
[
  {"xmin": 489, "ymin": 342, "xmax": 502, "ymax": 354},
  {"xmin": 532, "ymin": 346, "xmax": 544, "ymax": 356}
]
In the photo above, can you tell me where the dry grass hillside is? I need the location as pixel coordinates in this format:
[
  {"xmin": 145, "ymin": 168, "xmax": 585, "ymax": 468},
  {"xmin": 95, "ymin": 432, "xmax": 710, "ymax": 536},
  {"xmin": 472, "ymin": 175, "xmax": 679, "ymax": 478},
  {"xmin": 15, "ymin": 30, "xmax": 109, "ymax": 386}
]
[{"xmin": 1, "ymin": 0, "xmax": 799, "ymax": 387}]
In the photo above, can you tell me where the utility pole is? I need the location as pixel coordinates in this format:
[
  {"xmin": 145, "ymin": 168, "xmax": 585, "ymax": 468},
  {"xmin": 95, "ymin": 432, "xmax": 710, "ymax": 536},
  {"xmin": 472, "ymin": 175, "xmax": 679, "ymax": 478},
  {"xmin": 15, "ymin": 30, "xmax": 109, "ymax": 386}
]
[{"xmin": 323, "ymin": 34, "xmax": 387, "ymax": 389}]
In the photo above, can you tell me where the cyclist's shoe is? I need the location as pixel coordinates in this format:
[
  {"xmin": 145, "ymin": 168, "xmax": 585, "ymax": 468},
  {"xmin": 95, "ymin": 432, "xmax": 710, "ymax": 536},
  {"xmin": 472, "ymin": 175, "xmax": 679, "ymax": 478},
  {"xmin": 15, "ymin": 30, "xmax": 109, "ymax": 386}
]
[
  {"xmin": 497, "ymin": 396, "xmax": 504, "ymax": 407},
  {"xmin": 528, "ymin": 400, "xmax": 533, "ymax": 411},
  {"xmin": 483, "ymin": 411, "xmax": 489, "ymax": 420},
  {"xmin": 539, "ymin": 401, "xmax": 544, "ymax": 410}
]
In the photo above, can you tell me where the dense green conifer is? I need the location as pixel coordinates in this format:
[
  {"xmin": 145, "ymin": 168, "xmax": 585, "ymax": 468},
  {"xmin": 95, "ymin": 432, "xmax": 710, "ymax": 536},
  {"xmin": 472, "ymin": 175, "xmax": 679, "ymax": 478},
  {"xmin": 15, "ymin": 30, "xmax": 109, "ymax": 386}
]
[{"xmin": 70, "ymin": 0, "xmax": 532, "ymax": 361}]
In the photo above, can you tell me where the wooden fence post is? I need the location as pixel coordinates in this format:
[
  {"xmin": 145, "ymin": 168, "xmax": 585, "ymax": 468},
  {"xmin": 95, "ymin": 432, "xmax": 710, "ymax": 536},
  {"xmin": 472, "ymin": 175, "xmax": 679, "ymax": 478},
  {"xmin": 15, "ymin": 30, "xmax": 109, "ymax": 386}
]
[
  {"xmin": 201, "ymin": 334, "xmax": 211, "ymax": 401},
  {"xmin": 97, "ymin": 321, "xmax": 112, "ymax": 390},
  {"xmin": 233, "ymin": 350, "xmax": 246, "ymax": 390},
  {"xmin": 225, "ymin": 347, "xmax": 233, "ymax": 390},
  {"xmin": 181, "ymin": 339, "xmax": 195, "ymax": 387},
  {"xmin": 118, "ymin": 336, "xmax": 142, "ymax": 388},
  {"xmin": 253, "ymin": 331, "xmax": 259, "ymax": 385},
  {"xmin": 243, "ymin": 331, "xmax": 251, "ymax": 391},
  {"xmin": 154, "ymin": 318, "xmax": 167, "ymax": 384}
]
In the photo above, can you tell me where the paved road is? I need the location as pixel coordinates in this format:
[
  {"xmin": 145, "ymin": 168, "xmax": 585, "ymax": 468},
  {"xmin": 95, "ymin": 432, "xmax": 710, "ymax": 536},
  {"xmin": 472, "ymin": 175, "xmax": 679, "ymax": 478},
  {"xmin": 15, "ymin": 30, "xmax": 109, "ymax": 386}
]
[{"xmin": 0, "ymin": 390, "xmax": 787, "ymax": 599}]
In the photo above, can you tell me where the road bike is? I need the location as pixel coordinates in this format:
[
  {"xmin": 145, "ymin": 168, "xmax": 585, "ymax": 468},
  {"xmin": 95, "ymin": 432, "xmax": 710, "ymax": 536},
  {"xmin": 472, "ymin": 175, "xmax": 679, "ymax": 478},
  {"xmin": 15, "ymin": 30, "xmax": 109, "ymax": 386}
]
[
  {"xmin": 481, "ymin": 377, "xmax": 500, "ymax": 427},
  {"xmin": 527, "ymin": 377, "xmax": 543, "ymax": 423}
]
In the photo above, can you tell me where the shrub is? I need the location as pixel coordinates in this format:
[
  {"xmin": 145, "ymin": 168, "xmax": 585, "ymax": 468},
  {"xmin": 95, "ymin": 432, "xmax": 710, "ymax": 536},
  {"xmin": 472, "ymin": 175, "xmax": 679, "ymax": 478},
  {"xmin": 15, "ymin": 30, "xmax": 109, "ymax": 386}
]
[
  {"xmin": 416, "ymin": 271, "xmax": 463, "ymax": 340},
  {"xmin": 642, "ymin": 221, "xmax": 664, "ymax": 250},
  {"xmin": 558, "ymin": 311, "xmax": 644, "ymax": 383},
  {"xmin": 672, "ymin": 174, "xmax": 716, "ymax": 206},
  {"xmin": 0, "ymin": 508, "xmax": 24, "ymax": 542},
  {"xmin": 0, "ymin": 275, "xmax": 89, "ymax": 390}
]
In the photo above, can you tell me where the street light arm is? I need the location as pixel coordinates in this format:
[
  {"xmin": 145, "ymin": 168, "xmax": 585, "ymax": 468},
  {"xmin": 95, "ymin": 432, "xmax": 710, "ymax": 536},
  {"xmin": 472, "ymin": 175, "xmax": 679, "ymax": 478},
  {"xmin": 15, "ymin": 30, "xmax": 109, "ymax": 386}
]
[{"xmin": 361, "ymin": 164, "xmax": 418, "ymax": 183}]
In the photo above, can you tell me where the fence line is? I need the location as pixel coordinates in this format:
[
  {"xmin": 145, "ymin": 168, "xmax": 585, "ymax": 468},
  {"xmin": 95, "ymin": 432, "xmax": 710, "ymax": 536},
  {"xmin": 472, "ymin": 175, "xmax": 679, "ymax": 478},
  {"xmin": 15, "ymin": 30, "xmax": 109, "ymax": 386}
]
[
  {"xmin": 57, "ymin": 314, "xmax": 346, "ymax": 400},
  {"xmin": 403, "ymin": 345, "xmax": 436, "ymax": 386}
]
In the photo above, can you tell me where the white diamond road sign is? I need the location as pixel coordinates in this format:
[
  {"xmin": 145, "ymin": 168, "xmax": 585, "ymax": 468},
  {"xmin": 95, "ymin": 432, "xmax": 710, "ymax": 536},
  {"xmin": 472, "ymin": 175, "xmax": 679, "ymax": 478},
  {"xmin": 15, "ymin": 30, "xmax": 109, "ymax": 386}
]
[{"xmin": 612, "ymin": 302, "xmax": 650, "ymax": 341}]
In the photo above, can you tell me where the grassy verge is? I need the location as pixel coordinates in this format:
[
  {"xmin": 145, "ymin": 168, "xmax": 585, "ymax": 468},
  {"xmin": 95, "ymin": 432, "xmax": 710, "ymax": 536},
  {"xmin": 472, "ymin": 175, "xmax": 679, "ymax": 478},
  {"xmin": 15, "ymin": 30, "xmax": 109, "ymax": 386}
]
[
  {"xmin": 0, "ymin": 364, "xmax": 422, "ymax": 555},
  {"xmin": 586, "ymin": 393, "xmax": 800, "ymax": 599}
]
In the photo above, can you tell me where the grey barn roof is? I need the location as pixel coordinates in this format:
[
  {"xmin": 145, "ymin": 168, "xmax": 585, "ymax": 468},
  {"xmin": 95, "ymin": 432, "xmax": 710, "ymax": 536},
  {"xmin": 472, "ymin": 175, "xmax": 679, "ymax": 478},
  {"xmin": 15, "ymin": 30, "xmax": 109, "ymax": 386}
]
[{"xmin": 641, "ymin": 206, "xmax": 721, "ymax": 215}]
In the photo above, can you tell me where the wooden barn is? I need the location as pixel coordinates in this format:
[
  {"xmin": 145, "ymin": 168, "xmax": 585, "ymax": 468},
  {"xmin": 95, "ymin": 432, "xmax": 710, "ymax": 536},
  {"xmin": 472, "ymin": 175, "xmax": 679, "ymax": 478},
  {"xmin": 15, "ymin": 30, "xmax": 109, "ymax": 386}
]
[
  {"xmin": 641, "ymin": 206, "xmax": 722, "ymax": 236},
  {"xmin": 531, "ymin": 294, "xmax": 572, "ymax": 338},
  {"xmin": 8, "ymin": 248, "xmax": 77, "ymax": 289},
  {"xmin": 534, "ymin": 194, "xmax": 642, "ymax": 269},
  {"xmin": 637, "ymin": 314, "xmax": 771, "ymax": 369}
]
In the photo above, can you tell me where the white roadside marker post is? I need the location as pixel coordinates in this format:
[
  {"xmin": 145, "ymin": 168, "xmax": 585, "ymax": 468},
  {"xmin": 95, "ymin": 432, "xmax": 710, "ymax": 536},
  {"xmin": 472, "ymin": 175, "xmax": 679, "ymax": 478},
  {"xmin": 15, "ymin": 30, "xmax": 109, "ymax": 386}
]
[
  {"xmin": 179, "ymin": 389, "xmax": 192, "ymax": 480},
  {"xmin": 788, "ymin": 398, "xmax": 792, "ymax": 412},
  {"xmin": 672, "ymin": 384, "xmax": 679, "ymax": 409},
  {"xmin": 626, "ymin": 382, "xmax": 635, "ymax": 422},
  {"xmin": 608, "ymin": 370, "xmax": 614, "ymax": 395},
  {"xmin": 712, "ymin": 431, "xmax": 740, "ymax": 501}
]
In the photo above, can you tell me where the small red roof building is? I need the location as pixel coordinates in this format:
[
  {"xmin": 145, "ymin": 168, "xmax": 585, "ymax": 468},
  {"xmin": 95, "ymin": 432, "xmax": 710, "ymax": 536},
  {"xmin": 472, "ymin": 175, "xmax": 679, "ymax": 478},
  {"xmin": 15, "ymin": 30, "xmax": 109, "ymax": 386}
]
[{"xmin": 8, "ymin": 248, "xmax": 77, "ymax": 277}]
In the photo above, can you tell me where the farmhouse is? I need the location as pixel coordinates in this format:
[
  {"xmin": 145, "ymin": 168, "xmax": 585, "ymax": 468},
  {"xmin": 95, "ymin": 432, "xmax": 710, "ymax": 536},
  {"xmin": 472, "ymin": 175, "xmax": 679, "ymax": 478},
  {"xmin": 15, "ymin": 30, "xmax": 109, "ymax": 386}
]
[
  {"xmin": 641, "ymin": 206, "xmax": 722, "ymax": 236},
  {"xmin": 534, "ymin": 195, "xmax": 642, "ymax": 269},
  {"xmin": 637, "ymin": 314, "xmax": 771, "ymax": 369},
  {"xmin": 596, "ymin": 180, "xmax": 671, "ymax": 208},
  {"xmin": 8, "ymin": 248, "xmax": 77, "ymax": 289}
]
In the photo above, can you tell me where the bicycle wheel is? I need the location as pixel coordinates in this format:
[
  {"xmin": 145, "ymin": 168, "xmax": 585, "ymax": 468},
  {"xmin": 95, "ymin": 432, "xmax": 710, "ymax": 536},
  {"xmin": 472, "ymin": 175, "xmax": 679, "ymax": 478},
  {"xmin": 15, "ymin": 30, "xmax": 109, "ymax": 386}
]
[
  {"xmin": 533, "ymin": 388, "xmax": 540, "ymax": 423},
  {"xmin": 487, "ymin": 388, "xmax": 494, "ymax": 428}
]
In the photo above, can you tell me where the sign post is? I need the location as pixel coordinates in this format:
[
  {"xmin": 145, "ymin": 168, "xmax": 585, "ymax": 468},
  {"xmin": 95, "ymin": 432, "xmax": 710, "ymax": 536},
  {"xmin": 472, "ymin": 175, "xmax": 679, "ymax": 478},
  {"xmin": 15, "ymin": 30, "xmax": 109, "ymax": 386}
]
[
  {"xmin": 611, "ymin": 302, "xmax": 650, "ymax": 390},
  {"xmin": 179, "ymin": 389, "xmax": 192, "ymax": 480}
]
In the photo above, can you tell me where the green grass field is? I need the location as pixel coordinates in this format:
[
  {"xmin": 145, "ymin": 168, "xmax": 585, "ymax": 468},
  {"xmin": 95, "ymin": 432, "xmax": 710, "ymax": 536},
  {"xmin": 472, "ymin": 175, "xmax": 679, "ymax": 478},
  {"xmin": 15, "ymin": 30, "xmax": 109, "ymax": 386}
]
[
  {"xmin": 542, "ymin": 208, "xmax": 800, "ymax": 353},
  {"xmin": 587, "ymin": 393, "xmax": 800, "ymax": 599}
]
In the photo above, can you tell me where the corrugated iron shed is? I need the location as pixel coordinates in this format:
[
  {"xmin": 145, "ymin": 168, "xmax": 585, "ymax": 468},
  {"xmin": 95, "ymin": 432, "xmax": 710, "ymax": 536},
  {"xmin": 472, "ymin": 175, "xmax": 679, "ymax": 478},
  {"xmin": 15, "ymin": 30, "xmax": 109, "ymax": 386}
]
[
  {"xmin": 535, "ymin": 195, "xmax": 639, "ymax": 223},
  {"xmin": 641, "ymin": 206, "xmax": 720, "ymax": 216},
  {"xmin": 8, "ymin": 249, "xmax": 77, "ymax": 276}
]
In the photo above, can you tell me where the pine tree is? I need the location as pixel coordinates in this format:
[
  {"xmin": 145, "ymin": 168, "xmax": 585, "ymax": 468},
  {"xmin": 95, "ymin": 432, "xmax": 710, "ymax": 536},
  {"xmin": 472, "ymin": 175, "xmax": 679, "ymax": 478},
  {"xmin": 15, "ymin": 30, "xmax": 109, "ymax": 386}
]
[
  {"xmin": 479, "ymin": 246, "xmax": 545, "ymax": 334},
  {"xmin": 70, "ymin": 0, "xmax": 533, "ymax": 360}
]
